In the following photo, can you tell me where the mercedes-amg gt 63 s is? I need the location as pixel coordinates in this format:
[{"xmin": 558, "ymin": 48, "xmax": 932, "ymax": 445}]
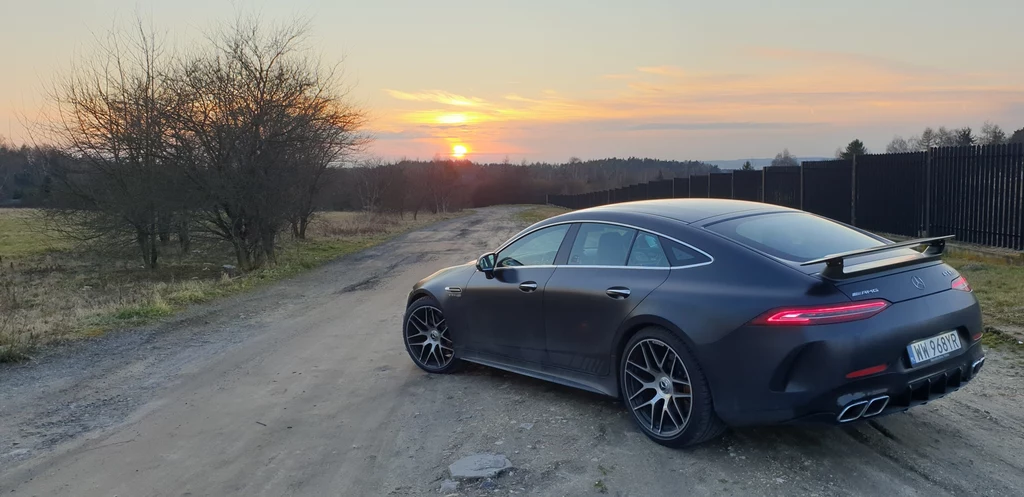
[{"xmin": 401, "ymin": 199, "xmax": 985, "ymax": 447}]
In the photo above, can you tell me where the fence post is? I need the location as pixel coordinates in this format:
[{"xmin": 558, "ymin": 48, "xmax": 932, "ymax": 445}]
[
  {"xmin": 761, "ymin": 167, "xmax": 766, "ymax": 204},
  {"xmin": 923, "ymin": 149, "xmax": 932, "ymax": 237},
  {"xmin": 799, "ymin": 162, "xmax": 804, "ymax": 210},
  {"xmin": 850, "ymin": 155, "xmax": 857, "ymax": 226}
]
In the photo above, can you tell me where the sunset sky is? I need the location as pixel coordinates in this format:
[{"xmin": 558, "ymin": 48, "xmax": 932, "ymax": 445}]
[{"xmin": 2, "ymin": 1, "xmax": 1022, "ymax": 162}]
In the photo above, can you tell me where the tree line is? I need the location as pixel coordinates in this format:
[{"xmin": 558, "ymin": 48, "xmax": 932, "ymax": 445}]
[
  {"xmin": 762, "ymin": 123, "xmax": 1022, "ymax": 168},
  {"xmin": 884, "ymin": 123, "xmax": 1023, "ymax": 154}
]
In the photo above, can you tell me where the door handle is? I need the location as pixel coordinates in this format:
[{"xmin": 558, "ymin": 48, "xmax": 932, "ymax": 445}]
[
  {"xmin": 606, "ymin": 287, "xmax": 631, "ymax": 299},
  {"xmin": 519, "ymin": 282, "xmax": 538, "ymax": 292}
]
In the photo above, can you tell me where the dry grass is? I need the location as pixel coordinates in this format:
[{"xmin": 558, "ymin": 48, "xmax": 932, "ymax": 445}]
[
  {"xmin": 0, "ymin": 209, "xmax": 462, "ymax": 362},
  {"xmin": 515, "ymin": 205, "xmax": 571, "ymax": 225}
]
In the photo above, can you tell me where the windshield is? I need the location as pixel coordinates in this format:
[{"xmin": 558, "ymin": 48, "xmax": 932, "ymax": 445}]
[{"xmin": 706, "ymin": 212, "xmax": 887, "ymax": 263}]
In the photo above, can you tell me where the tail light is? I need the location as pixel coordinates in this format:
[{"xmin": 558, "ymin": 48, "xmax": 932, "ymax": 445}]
[
  {"xmin": 951, "ymin": 275, "xmax": 971, "ymax": 292},
  {"xmin": 751, "ymin": 300, "xmax": 889, "ymax": 326}
]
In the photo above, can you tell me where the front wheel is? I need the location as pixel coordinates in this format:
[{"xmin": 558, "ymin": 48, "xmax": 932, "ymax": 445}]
[
  {"xmin": 403, "ymin": 296, "xmax": 462, "ymax": 374},
  {"xmin": 621, "ymin": 327, "xmax": 726, "ymax": 447}
]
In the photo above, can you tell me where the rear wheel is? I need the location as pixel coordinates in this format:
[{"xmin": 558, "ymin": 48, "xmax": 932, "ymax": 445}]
[
  {"xmin": 403, "ymin": 297, "xmax": 462, "ymax": 374},
  {"xmin": 621, "ymin": 327, "xmax": 726, "ymax": 447}
]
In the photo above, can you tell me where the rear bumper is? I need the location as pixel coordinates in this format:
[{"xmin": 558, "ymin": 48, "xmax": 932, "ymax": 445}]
[{"xmin": 701, "ymin": 289, "xmax": 985, "ymax": 426}]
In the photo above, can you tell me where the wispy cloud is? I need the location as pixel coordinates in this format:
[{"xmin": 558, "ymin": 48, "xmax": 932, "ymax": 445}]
[
  {"xmin": 627, "ymin": 122, "xmax": 824, "ymax": 131},
  {"xmin": 382, "ymin": 89, "xmax": 486, "ymax": 107}
]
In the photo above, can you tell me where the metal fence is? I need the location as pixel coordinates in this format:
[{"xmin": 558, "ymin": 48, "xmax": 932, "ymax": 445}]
[{"xmin": 547, "ymin": 143, "xmax": 1024, "ymax": 251}]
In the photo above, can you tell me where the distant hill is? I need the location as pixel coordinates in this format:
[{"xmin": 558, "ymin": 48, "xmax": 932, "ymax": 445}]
[{"xmin": 706, "ymin": 157, "xmax": 831, "ymax": 170}]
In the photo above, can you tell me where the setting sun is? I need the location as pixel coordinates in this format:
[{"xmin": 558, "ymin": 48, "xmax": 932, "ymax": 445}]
[{"xmin": 452, "ymin": 144, "xmax": 468, "ymax": 158}]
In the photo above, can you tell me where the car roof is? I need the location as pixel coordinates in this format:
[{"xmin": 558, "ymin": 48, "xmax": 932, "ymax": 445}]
[{"xmin": 578, "ymin": 198, "xmax": 798, "ymax": 225}]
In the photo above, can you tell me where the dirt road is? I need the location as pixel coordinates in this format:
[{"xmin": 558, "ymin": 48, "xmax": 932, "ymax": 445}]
[{"xmin": 2, "ymin": 206, "xmax": 1023, "ymax": 496}]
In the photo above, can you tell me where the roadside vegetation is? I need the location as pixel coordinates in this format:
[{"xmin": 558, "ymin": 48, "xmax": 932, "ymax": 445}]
[
  {"xmin": 0, "ymin": 209, "xmax": 461, "ymax": 362},
  {"xmin": 515, "ymin": 205, "xmax": 571, "ymax": 225}
]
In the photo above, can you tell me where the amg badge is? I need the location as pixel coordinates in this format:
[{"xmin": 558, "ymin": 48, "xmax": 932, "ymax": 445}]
[{"xmin": 851, "ymin": 288, "xmax": 879, "ymax": 297}]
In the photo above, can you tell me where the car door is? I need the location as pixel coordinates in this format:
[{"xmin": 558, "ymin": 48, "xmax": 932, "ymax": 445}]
[
  {"xmin": 462, "ymin": 224, "xmax": 573, "ymax": 366},
  {"xmin": 543, "ymin": 224, "xmax": 671, "ymax": 377}
]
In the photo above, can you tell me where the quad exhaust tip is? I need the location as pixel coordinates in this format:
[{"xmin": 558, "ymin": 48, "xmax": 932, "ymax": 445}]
[{"xmin": 837, "ymin": 395, "xmax": 890, "ymax": 423}]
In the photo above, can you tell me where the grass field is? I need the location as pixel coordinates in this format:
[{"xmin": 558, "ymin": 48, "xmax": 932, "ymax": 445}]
[{"xmin": 0, "ymin": 209, "xmax": 463, "ymax": 362}]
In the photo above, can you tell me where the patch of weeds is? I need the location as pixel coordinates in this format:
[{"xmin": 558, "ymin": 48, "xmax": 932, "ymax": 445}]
[
  {"xmin": 981, "ymin": 326, "xmax": 1022, "ymax": 350},
  {"xmin": 112, "ymin": 300, "xmax": 173, "ymax": 321},
  {"xmin": 0, "ymin": 342, "xmax": 35, "ymax": 363},
  {"xmin": 593, "ymin": 479, "xmax": 608, "ymax": 494},
  {"xmin": 515, "ymin": 205, "xmax": 571, "ymax": 225},
  {"xmin": 167, "ymin": 282, "xmax": 213, "ymax": 305}
]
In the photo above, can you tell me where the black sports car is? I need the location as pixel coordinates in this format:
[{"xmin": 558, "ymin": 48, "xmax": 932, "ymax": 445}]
[{"xmin": 402, "ymin": 199, "xmax": 985, "ymax": 447}]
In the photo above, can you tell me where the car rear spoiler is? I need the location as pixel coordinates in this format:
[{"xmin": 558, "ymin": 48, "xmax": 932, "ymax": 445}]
[{"xmin": 800, "ymin": 235, "xmax": 954, "ymax": 280}]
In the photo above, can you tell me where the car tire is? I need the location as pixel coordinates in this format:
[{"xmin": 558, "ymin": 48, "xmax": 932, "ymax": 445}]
[
  {"xmin": 620, "ymin": 326, "xmax": 726, "ymax": 447},
  {"xmin": 403, "ymin": 296, "xmax": 463, "ymax": 374}
]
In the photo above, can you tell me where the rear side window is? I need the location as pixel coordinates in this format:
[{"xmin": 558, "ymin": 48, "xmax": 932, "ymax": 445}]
[
  {"xmin": 627, "ymin": 233, "xmax": 669, "ymax": 267},
  {"xmin": 706, "ymin": 212, "xmax": 883, "ymax": 262},
  {"xmin": 663, "ymin": 239, "xmax": 712, "ymax": 266},
  {"xmin": 568, "ymin": 223, "xmax": 637, "ymax": 266}
]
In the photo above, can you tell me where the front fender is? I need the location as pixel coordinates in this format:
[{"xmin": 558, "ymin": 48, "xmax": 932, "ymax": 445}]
[{"xmin": 407, "ymin": 263, "xmax": 476, "ymax": 308}]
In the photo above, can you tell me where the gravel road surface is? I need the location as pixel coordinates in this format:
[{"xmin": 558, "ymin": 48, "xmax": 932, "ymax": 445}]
[{"xmin": 2, "ymin": 205, "xmax": 1023, "ymax": 496}]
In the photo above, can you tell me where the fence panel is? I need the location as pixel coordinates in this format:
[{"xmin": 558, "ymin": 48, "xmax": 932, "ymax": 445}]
[
  {"xmin": 802, "ymin": 160, "xmax": 852, "ymax": 224},
  {"xmin": 548, "ymin": 144, "xmax": 1024, "ymax": 252},
  {"xmin": 690, "ymin": 175, "xmax": 709, "ymax": 198},
  {"xmin": 648, "ymin": 179, "xmax": 674, "ymax": 199},
  {"xmin": 733, "ymin": 170, "xmax": 762, "ymax": 201},
  {"xmin": 709, "ymin": 173, "xmax": 733, "ymax": 198},
  {"xmin": 855, "ymin": 152, "xmax": 926, "ymax": 237},
  {"xmin": 930, "ymin": 144, "xmax": 1024, "ymax": 249},
  {"xmin": 763, "ymin": 166, "xmax": 800, "ymax": 208},
  {"xmin": 673, "ymin": 177, "xmax": 690, "ymax": 198}
]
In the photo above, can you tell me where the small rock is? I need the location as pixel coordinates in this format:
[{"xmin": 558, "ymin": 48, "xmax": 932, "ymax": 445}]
[
  {"xmin": 518, "ymin": 423, "xmax": 533, "ymax": 430},
  {"xmin": 480, "ymin": 479, "xmax": 497, "ymax": 490},
  {"xmin": 775, "ymin": 478, "xmax": 785, "ymax": 484},
  {"xmin": 449, "ymin": 453, "xmax": 513, "ymax": 479},
  {"xmin": 439, "ymin": 480, "xmax": 459, "ymax": 493},
  {"xmin": 222, "ymin": 264, "xmax": 238, "ymax": 277},
  {"xmin": 494, "ymin": 440, "xmax": 503, "ymax": 445}
]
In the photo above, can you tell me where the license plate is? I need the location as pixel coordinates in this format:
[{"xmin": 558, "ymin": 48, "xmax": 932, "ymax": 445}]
[{"xmin": 907, "ymin": 331, "xmax": 962, "ymax": 366}]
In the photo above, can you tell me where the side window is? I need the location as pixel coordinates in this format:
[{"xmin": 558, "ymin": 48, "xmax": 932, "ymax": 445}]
[
  {"xmin": 496, "ymin": 225, "xmax": 570, "ymax": 268},
  {"xmin": 627, "ymin": 232, "xmax": 669, "ymax": 267},
  {"xmin": 663, "ymin": 238, "xmax": 712, "ymax": 267},
  {"xmin": 567, "ymin": 223, "xmax": 637, "ymax": 266}
]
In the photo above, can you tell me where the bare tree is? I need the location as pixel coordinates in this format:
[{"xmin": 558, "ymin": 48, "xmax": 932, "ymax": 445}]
[
  {"xmin": 44, "ymin": 18, "xmax": 177, "ymax": 269},
  {"xmin": 352, "ymin": 159, "xmax": 395, "ymax": 214},
  {"xmin": 886, "ymin": 135, "xmax": 913, "ymax": 154},
  {"xmin": 165, "ymin": 16, "xmax": 366, "ymax": 269},
  {"xmin": 424, "ymin": 158, "xmax": 461, "ymax": 213},
  {"xmin": 936, "ymin": 126, "xmax": 957, "ymax": 147},
  {"xmin": 979, "ymin": 122, "xmax": 1007, "ymax": 145},
  {"xmin": 770, "ymin": 148, "xmax": 799, "ymax": 167}
]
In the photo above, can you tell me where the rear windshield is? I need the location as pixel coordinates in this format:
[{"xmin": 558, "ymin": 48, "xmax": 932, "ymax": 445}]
[{"xmin": 706, "ymin": 212, "xmax": 884, "ymax": 262}]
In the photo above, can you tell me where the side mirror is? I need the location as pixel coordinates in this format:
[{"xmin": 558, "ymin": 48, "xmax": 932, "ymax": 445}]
[{"xmin": 476, "ymin": 253, "xmax": 496, "ymax": 278}]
